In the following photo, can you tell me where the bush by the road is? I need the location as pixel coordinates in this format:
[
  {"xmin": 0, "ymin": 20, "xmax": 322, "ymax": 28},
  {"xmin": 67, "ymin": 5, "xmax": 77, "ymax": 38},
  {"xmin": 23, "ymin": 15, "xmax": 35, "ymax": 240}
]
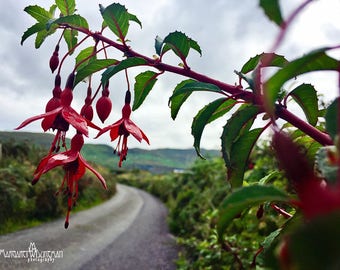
[
  {"xmin": 118, "ymin": 143, "xmax": 288, "ymax": 269},
  {"xmin": 0, "ymin": 140, "xmax": 116, "ymax": 234}
]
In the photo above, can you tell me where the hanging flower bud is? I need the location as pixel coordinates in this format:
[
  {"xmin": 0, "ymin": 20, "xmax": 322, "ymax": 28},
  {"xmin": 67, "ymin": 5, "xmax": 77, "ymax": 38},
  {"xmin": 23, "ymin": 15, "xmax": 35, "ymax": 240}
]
[
  {"xmin": 81, "ymin": 86, "xmax": 94, "ymax": 121},
  {"xmin": 45, "ymin": 74, "xmax": 62, "ymax": 112},
  {"xmin": 96, "ymin": 83, "xmax": 112, "ymax": 123},
  {"xmin": 49, "ymin": 45, "xmax": 60, "ymax": 73},
  {"xmin": 61, "ymin": 73, "xmax": 75, "ymax": 107},
  {"xmin": 81, "ymin": 97, "xmax": 94, "ymax": 121}
]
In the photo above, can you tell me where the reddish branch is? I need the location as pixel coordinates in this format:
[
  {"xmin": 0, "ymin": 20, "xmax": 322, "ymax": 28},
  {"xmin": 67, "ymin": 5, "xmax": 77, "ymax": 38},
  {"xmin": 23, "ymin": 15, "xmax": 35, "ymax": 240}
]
[{"xmin": 68, "ymin": 27, "xmax": 333, "ymax": 147}]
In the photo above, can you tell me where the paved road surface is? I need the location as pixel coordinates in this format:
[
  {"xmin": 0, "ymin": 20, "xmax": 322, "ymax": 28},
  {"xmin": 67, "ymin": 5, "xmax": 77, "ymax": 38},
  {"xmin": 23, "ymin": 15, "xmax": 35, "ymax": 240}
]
[{"xmin": 0, "ymin": 184, "xmax": 178, "ymax": 270}]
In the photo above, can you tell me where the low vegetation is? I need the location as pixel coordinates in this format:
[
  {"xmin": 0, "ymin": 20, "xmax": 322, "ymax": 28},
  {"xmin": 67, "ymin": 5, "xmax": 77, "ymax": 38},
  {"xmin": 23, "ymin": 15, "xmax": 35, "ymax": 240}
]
[
  {"xmin": 118, "ymin": 142, "xmax": 288, "ymax": 269},
  {"xmin": 0, "ymin": 139, "xmax": 116, "ymax": 235}
]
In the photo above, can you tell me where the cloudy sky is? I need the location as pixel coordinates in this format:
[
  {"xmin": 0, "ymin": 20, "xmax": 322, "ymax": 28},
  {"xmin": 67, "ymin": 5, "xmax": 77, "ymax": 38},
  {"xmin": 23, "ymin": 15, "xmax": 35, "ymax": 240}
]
[{"xmin": 1, "ymin": 0, "xmax": 340, "ymax": 150}]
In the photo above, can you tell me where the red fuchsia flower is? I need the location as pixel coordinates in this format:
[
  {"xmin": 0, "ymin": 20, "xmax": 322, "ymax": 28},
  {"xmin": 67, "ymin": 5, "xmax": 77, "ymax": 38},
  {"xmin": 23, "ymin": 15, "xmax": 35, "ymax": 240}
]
[
  {"xmin": 33, "ymin": 133, "xmax": 107, "ymax": 228},
  {"xmin": 16, "ymin": 73, "xmax": 90, "ymax": 142},
  {"xmin": 96, "ymin": 90, "xmax": 149, "ymax": 167},
  {"xmin": 272, "ymin": 131, "xmax": 340, "ymax": 220}
]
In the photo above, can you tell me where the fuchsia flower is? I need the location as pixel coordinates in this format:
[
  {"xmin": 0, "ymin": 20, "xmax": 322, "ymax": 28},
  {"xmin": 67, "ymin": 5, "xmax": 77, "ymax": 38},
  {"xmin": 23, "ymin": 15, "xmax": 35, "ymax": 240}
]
[
  {"xmin": 272, "ymin": 131, "xmax": 340, "ymax": 220},
  {"xmin": 15, "ymin": 73, "xmax": 89, "ymax": 137},
  {"xmin": 96, "ymin": 90, "xmax": 149, "ymax": 167},
  {"xmin": 33, "ymin": 133, "xmax": 107, "ymax": 228}
]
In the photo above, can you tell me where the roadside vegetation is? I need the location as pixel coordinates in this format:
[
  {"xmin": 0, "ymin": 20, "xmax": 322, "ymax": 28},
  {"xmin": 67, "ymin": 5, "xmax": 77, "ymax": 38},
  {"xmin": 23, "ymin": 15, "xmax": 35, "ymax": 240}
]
[
  {"xmin": 117, "ymin": 141, "xmax": 288, "ymax": 269},
  {"xmin": 0, "ymin": 139, "xmax": 116, "ymax": 235}
]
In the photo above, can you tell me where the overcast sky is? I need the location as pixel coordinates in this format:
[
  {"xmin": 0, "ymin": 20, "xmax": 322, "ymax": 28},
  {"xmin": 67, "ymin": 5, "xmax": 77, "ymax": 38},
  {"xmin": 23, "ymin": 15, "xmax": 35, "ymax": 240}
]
[{"xmin": 1, "ymin": 1, "xmax": 340, "ymax": 150}]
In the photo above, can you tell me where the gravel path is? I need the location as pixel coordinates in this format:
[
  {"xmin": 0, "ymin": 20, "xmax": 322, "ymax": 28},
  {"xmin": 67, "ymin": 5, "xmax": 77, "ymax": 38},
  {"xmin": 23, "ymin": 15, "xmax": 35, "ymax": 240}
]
[{"xmin": 0, "ymin": 184, "xmax": 178, "ymax": 270}]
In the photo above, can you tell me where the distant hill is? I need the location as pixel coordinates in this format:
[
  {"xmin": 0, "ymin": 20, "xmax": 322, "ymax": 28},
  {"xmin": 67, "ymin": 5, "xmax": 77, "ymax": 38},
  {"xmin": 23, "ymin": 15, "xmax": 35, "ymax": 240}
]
[{"xmin": 0, "ymin": 131, "xmax": 220, "ymax": 173}]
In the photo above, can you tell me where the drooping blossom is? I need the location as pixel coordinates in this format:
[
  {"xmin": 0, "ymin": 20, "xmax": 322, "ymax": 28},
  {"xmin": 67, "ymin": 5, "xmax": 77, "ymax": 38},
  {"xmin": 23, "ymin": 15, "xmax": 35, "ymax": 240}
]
[
  {"xmin": 15, "ymin": 73, "xmax": 89, "ymax": 138},
  {"xmin": 272, "ymin": 131, "xmax": 340, "ymax": 220},
  {"xmin": 96, "ymin": 90, "xmax": 149, "ymax": 167},
  {"xmin": 33, "ymin": 133, "xmax": 107, "ymax": 228}
]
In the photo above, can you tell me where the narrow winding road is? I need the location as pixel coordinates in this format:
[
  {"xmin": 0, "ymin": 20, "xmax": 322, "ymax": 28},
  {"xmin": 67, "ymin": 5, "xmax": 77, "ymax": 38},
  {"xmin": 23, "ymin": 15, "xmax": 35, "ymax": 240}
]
[{"xmin": 0, "ymin": 184, "xmax": 178, "ymax": 270}]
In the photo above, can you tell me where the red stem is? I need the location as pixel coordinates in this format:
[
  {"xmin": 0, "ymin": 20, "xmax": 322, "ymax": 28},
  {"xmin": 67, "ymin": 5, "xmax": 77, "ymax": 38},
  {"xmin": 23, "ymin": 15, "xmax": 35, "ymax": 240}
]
[
  {"xmin": 276, "ymin": 106, "xmax": 333, "ymax": 146},
  {"xmin": 65, "ymin": 26, "xmax": 333, "ymax": 146},
  {"xmin": 271, "ymin": 204, "xmax": 292, "ymax": 219}
]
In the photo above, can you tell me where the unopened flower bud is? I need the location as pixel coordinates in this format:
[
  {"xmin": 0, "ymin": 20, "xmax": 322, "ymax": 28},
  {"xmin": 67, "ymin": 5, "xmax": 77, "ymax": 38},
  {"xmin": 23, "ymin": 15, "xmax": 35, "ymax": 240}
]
[
  {"xmin": 81, "ymin": 104, "xmax": 94, "ymax": 121},
  {"xmin": 49, "ymin": 45, "xmax": 59, "ymax": 73},
  {"xmin": 96, "ymin": 96, "xmax": 112, "ymax": 123},
  {"xmin": 65, "ymin": 72, "xmax": 75, "ymax": 90}
]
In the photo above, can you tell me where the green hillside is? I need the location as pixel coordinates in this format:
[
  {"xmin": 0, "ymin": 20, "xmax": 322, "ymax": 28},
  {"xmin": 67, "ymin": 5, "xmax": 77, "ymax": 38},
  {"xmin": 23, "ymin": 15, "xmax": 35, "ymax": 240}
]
[{"xmin": 0, "ymin": 131, "xmax": 220, "ymax": 172}]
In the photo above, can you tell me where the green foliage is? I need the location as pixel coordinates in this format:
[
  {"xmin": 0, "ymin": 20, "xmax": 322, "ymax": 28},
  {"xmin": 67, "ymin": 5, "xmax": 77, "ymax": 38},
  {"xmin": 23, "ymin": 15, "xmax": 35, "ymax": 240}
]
[
  {"xmin": 264, "ymin": 48, "xmax": 339, "ymax": 110},
  {"xmin": 288, "ymin": 212, "xmax": 340, "ymax": 270},
  {"xmin": 21, "ymin": 5, "xmax": 58, "ymax": 48},
  {"xmin": 240, "ymin": 53, "xmax": 288, "ymax": 74},
  {"xmin": 100, "ymin": 3, "xmax": 141, "ymax": 41},
  {"xmin": 259, "ymin": 0, "xmax": 283, "ymax": 27},
  {"xmin": 217, "ymin": 185, "xmax": 290, "ymax": 242},
  {"xmin": 288, "ymin": 84, "xmax": 319, "ymax": 126},
  {"xmin": 192, "ymin": 98, "xmax": 237, "ymax": 158},
  {"xmin": 48, "ymin": 14, "xmax": 89, "ymax": 30},
  {"xmin": 169, "ymin": 80, "xmax": 224, "ymax": 120},
  {"xmin": 101, "ymin": 57, "xmax": 147, "ymax": 86},
  {"xmin": 122, "ymin": 143, "xmax": 288, "ymax": 269},
  {"xmin": 132, "ymin": 71, "xmax": 159, "ymax": 111},
  {"xmin": 55, "ymin": 0, "xmax": 75, "ymax": 16},
  {"xmin": 75, "ymin": 59, "xmax": 118, "ymax": 85},
  {"xmin": 325, "ymin": 97, "xmax": 340, "ymax": 142},
  {"xmin": 0, "ymin": 140, "xmax": 116, "ymax": 235},
  {"xmin": 158, "ymin": 31, "xmax": 202, "ymax": 61}
]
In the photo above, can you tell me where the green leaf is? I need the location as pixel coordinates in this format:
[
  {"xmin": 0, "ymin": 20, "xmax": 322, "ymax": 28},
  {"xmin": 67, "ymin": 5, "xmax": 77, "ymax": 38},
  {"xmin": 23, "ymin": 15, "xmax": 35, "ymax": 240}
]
[
  {"xmin": 221, "ymin": 104, "xmax": 260, "ymax": 167},
  {"xmin": 24, "ymin": 5, "xmax": 52, "ymax": 23},
  {"xmin": 133, "ymin": 71, "xmax": 159, "ymax": 111},
  {"xmin": 47, "ymin": 14, "xmax": 89, "ymax": 30},
  {"xmin": 289, "ymin": 84, "xmax": 319, "ymax": 126},
  {"xmin": 34, "ymin": 27, "xmax": 57, "ymax": 48},
  {"xmin": 162, "ymin": 31, "xmax": 202, "ymax": 60},
  {"xmin": 75, "ymin": 59, "xmax": 118, "ymax": 85},
  {"xmin": 169, "ymin": 79, "xmax": 195, "ymax": 120},
  {"xmin": 169, "ymin": 81, "xmax": 224, "ymax": 120},
  {"xmin": 49, "ymin": 4, "xmax": 58, "ymax": 16},
  {"xmin": 63, "ymin": 29, "xmax": 77, "ymax": 54},
  {"xmin": 289, "ymin": 212, "xmax": 340, "ymax": 269},
  {"xmin": 21, "ymin": 22, "xmax": 46, "ymax": 45},
  {"xmin": 22, "ymin": 4, "xmax": 57, "ymax": 47},
  {"xmin": 101, "ymin": 57, "xmax": 147, "ymax": 86},
  {"xmin": 325, "ymin": 97, "xmax": 340, "ymax": 142},
  {"xmin": 217, "ymin": 185, "xmax": 290, "ymax": 241},
  {"xmin": 170, "ymin": 81, "xmax": 223, "ymax": 99},
  {"xmin": 192, "ymin": 98, "xmax": 237, "ymax": 158},
  {"xmin": 55, "ymin": 0, "xmax": 76, "ymax": 15},
  {"xmin": 75, "ymin": 46, "xmax": 96, "ymax": 71},
  {"xmin": 265, "ymin": 48, "xmax": 339, "ymax": 109},
  {"xmin": 128, "ymin": 13, "xmax": 142, "ymax": 28},
  {"xmin": 100, "ymin": 3, "xmax": 141, "ymax": 41},
  {"xmin": 259, "ymin": 171, "xmax": 281, "ymax": 185},
  {"xmin": 259, "ymin": 0, "xmax": 283, "ymax": 27},
  {"xmin": 241, "ymin": 53, "xmax": 288, "ymax": 74},
  {"xmin": 228, "ymin": 128, "xmax": 264, "ymax": 187}
]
